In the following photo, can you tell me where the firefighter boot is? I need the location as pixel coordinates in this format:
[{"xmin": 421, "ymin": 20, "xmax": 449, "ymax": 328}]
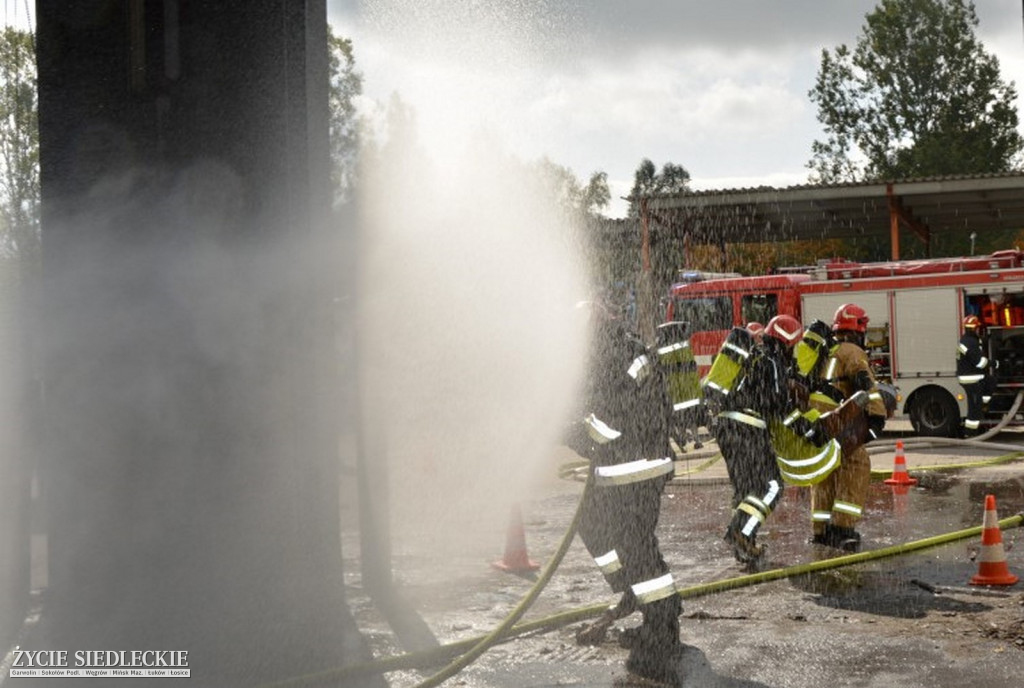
[
  {"xmin": 577, "ymin": 591, "xmax": 636, "ymax": 645},
  {"xmin": 724, "ymin": 525, "xmax": 764, "ymax": 565},
  {"xmin": 625, "ymin": 597, "xmax": 685, "ymax": 686},
  {"xmin": 723, "ymin": 511, "xmax": 766, "ymax": 566},
  {"xmin": 616, "ymin": 625, "xmax": 643, "ymax": 650},
  {"xmin": 829, "ymin": 525, "xmax": 861, "ymax": 552},
  {"xmin": 813, "ymin": 524, "xmax": 860, "ymax": 552},
  {"xmin": 575, "ymin": 609, "xmax": 615, "ymax": 646}
]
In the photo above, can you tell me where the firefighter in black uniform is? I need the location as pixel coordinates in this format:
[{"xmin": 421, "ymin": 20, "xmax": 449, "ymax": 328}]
[
  {"xmin": 957, "ymin": 314, "xmax": 994, "ymax": 436},
  {"xmin": 707, "ymin": 315, "xmax": 803, "ymax": 565},
  {"xmin": 566, "ymin": 301, "xmax": 684, "ymax": 686}
]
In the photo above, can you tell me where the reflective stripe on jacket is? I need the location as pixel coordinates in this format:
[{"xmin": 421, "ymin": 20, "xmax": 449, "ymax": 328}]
[{"xmin": 593, "ymin": 457, "xmax": 675, "ymax": 486}]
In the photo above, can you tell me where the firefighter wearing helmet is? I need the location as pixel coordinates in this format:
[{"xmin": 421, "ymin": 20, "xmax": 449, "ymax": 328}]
[
  {"xmin": 566, "ymin": 300, "xmax": 685, "ymax": 685},
  {"xmin": 808, "ymin": 303, "xmax": 888, "ymax": 552},
  {"xmin": 705, "ymin": 314, "xmax": 803, "ymax": 567},
  {"xmin": 956, "ymin": 314, "xmax": 994, "ymax": 436}
]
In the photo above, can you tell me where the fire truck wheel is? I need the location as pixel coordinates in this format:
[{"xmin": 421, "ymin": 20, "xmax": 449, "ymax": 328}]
[{"xmin": 908, "ymin": 387, "xmax": 959, "ymax": 438}]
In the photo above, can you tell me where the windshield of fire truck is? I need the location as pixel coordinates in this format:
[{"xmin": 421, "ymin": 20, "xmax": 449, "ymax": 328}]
[
  {"xmin": 671, "ymin": 296, "xmax": 732, "ymax": 332},
  {"xmin": 741, "ymin": 293, "xmax": 778, "ymax": 326}
]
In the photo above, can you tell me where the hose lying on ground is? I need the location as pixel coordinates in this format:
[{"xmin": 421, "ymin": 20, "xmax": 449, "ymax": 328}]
[
  {"xmin": 259, "ymin": 479, "xmax": 591, "ymax": 688},
  {"xmin": 869, "ymin": 389, "xmax": 1024, "ymax": 453},
  {"xmin": 261, "ymin": 511, "xmax": 1024, "ymax": 687},
  {"xmin": 407, "ymin": 476, "xmax": 591, "ymax": 688},
  {"xmin": 864, "ymin": 390, "xmax": 1024, "ymax": 478},
  {"xmin": 266, "ymin": 393, "xmax": 1024, "ymax": 688}
]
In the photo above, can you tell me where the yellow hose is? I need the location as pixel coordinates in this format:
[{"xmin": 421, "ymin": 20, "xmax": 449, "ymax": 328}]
[
  {"xmin": 408, "ymin": 476, "xmax": 590, "ymax": 688},
  {"xmin": 269, "ymin": 396, "xmax": 1024, "ymax": 687},
  {"xmin": 675, "ymin": 452, "xmax": 723, "ymax": 476},
  {"xmin": 258, "ymin": 479, "xmax": 591, "ymax": 688},
  {"xmin": 259, "ymin": 511, "xmax": 1023, "ymax": 687},
  {"xmin": 869, "ymin": 450, "xmax": 1024, "ymax": 480}
]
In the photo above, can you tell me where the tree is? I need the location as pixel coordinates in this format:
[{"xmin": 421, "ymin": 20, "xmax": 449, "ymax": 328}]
[
  {"xmin": 628, "ymin": 158, "xmax": 690, "ymax": 217},
  {"xmin": 808, "ymin": 0, "xmax": 1023, "ymax": 183},
  {"xmin": 532, "ymin": 157, "xmax": 610, "ymax": 218},
  {"xmin": 328, "ymin": 25, "xmax": 363, "ymax": 207},
  {"xmin": 0, "ymin": 27, "xmax": 38, "ymax": 260}
]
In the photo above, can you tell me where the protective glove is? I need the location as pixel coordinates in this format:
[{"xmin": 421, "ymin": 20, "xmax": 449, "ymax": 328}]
[
  {"xmin": 804, "ymin": 422, "xmax": 832, "ymax": 447},
  {"xmin": 867, "ymin": 413, "xmax": 886, "ymax": 441}
]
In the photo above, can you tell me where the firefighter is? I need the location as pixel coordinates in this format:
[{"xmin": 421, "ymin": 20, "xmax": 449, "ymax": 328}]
[
  {"xmin": 808, "ymin": 303, "xmax": 888, "ymax": 552},
  {"xmin": 957, "ymin": 315, "xmax": 994, "ymax": 436},
  {"xmin": 567, "ymin": 301, "xmax": 685, "ymax": 685},
  {"xmin": 704, "ymin": 315, "xmax": 802, "ymax": 566}
]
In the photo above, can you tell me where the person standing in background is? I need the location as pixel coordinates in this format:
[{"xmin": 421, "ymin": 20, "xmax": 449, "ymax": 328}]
[{"xmin": 957, "ymin": 315, "xmax": 994, "ymax": 436}]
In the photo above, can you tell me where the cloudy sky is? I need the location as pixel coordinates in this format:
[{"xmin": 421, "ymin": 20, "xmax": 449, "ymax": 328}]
[{"xmin": 333, "ymin": 1, "xmax": 1024, "ymax": 218}]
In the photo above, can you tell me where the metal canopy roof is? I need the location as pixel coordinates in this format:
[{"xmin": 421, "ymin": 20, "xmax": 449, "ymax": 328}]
[{"xmin": 642, "ymin": 172, "xmax": 1024, "ymax": 258}]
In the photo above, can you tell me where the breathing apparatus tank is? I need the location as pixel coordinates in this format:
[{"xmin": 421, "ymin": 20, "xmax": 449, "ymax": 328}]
[
  {"xmin": 655, "ymin": 321, "xmax": 701, "ymax": 413},
  {"xmin": 792, "ymin": 319, "xmax": 845, "ymax": 409},
  {"xmin": 700, "ymin": 326, "xmax": 756, "ymax": 409},
  {"xmin": 793, "ymin": 319, "xmax": 832, "ymax": 384}
]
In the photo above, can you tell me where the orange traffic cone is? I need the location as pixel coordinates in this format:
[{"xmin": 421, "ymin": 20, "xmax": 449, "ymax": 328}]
[
  {"xmin": 492, "ymin": 504, "xmax": 540, "ymax": 573},
  {"xmin": 970, "ymin": 494, "xmax": 1019, "ymax": 586},
  {"xmin": 883, "ymin": 440, "xmax": 918, "ymax": 486}
]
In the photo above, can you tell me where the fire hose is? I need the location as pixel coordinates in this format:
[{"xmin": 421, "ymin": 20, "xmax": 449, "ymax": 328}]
[
  {"xmin": 262, "ymin": 392, "xmax": 1024, "ymax": 687},
  {"xmin": 258, "ymin": 478, "xmax": 591, "ymax": 688},
  {"xmin": 261, "ymin": 508, "xmax": 1024, "ymax": 688},
  {"xmin": 865, "ymin": 389, "xmax": 1024, "ymax": 476}
]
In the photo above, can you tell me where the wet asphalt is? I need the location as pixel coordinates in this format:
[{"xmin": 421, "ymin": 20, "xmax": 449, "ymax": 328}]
[{"xmin": 344, "ymin": 428, "xmax": 1024, "ymax": 688}]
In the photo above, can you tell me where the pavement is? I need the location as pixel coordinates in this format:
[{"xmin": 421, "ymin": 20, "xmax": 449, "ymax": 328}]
[{"xmin": 350, "ymin": 426, "xmax": 1024, "ymax": 688}]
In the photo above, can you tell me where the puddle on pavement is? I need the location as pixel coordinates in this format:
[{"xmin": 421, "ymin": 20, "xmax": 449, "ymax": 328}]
[{"xmin": 659, "ymin": 471, "xmax": 1024, "ymax": 600}]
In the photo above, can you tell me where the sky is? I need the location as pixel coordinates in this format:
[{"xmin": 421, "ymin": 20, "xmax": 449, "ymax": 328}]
[{"xmin": 327, "ymin": 0, "xmax": 1024, "ymax": 218}]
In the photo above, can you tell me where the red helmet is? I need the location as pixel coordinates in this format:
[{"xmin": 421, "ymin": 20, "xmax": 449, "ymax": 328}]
[
  {"xmin": 746, "ymin": 321, "xmax": 765, "ymax": 338},
  {"xmin": 833, "ymin": 303, "xmax": 869, "ymax": 333},
  {"xmin": 963, "ymin": 315, "xmax": 983, "ymax": 331},
  {"xmin": 764, "ymin": 315, "xmax": 803, "ymax": 347}
]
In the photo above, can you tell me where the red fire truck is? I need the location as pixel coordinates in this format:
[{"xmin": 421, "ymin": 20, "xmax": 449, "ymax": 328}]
[{"xmin": 664, "ymin": 250, "xmax": 1024, "ymax": 437}]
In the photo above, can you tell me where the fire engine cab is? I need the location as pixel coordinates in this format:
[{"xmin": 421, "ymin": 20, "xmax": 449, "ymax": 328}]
[{"xmin": 665, "ymin": 249, "xmax": 1024, "ymax": 437}]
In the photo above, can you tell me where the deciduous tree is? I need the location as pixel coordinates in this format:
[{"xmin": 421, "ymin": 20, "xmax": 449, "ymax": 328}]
[
  {"xmin": 328, "ymin": 25, "xmax": 363, "ymax": 207},
  {"xmin": 808, "ymin": 0, "xmax": 1022, "ymax": 183},
  {"xmin": 533, "ymin": 157, "xmax": 609, "ymax": 218},
  {"xmin": 628, "ymin": 158, "xmax": 690, "ymax": 217},
  {"xmin": 0, "ymin": 27, "xmax": 38, "ymax": 261}
]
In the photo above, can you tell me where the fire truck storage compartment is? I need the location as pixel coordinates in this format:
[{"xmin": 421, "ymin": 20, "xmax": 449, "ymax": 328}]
[
  {"xmin": 893, "ymin": 288, "xmax": 959, "ymax": 376},
  {"xmin": 800, "ymin": 291, "xmax": 889, "ymax": 332},
  {"xmin": 801, "ymin": 291, "xmax": 891, "ymax": 372},
  {"xmin": 864, "ymin": 323, "xmax": 891, "ymax": 379},
  {"xmin": 969, "ymin": 285, "xmax": 1024, "ymax": 386}
]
